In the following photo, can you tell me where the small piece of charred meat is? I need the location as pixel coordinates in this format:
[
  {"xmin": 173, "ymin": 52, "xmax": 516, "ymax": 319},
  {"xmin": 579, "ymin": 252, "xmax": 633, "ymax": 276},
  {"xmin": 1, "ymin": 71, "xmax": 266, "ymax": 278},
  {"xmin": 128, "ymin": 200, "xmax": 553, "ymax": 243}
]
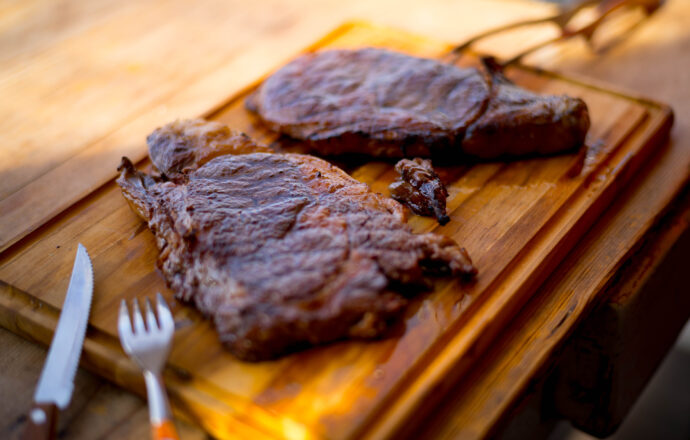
[{"xmin": 390, "ymin": 158, "xmax": 450, "ymax": 225}]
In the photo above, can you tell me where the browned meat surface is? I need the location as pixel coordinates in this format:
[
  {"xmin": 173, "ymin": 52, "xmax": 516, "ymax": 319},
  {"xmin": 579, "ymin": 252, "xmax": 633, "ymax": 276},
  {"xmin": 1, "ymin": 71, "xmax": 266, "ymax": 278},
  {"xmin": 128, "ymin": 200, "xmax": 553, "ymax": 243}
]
[
  {"xmin": 246, "ymin": 48, "xmax": 590, "ymax": 159},
  {"xmin": 461, "ymin": 57, "xmax": 590, "ymax": 158},
  {"xmin": 390, "ymin": 158, "xmax": 450, "ymax": 225},
  {"xmin": 147, "ymin": 118, "xmax": 272, "ymax": 177},
  {"xmin": 117, "ymin": 119, "xmax": 476, "ymax": 361}
]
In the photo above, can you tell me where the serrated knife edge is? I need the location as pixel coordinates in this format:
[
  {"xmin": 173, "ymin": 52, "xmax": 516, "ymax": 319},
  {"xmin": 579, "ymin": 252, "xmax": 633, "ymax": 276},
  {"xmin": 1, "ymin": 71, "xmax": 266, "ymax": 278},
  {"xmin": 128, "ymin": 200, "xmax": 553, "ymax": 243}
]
[{"xmin": 33, "ymin": 243, "xmax": 94, "ymax": 408}]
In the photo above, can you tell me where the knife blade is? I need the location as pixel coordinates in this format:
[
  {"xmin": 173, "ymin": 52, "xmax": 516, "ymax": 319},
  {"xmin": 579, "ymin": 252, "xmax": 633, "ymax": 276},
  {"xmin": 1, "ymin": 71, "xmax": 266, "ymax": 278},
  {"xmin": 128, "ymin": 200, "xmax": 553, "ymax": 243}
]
[{"xmin": 22, "ymin": 243, "xmax": 94, "ymax": 440}]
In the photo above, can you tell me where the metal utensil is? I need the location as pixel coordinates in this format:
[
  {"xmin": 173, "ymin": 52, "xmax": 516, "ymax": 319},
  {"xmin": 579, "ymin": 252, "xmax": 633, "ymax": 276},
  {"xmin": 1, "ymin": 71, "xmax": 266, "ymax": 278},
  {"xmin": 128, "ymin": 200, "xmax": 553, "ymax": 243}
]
[
  {"xmin": 447, "ymin": 0, "xmax": 662, "ymax": 66},
  {"xmin": 118, "ymin": 293, "xmax": 179, "ymax": 440},
  {"xmin": 449, "ymin": 0, "xmax": 600, "ymax": 55},
  {"xmin": 22, "ymin": 243, "xmax": 94, "ymax": 440}
]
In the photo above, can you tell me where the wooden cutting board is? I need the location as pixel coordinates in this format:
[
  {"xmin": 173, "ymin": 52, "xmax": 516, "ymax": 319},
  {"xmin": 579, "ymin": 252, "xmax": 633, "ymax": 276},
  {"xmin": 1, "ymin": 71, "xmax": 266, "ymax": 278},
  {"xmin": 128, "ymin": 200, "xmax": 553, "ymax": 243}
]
[{"xmin": 0, "ymin": 22, "xmax": 672, "ymax": 440}]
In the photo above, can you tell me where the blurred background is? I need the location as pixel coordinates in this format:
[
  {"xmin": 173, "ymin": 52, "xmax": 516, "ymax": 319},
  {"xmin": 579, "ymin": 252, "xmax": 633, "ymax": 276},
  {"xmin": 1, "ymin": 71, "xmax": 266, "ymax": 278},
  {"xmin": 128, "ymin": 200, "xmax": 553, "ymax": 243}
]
[{"xmin": 550, "ymin": 323, "xmax": 690, "ymax": 440}]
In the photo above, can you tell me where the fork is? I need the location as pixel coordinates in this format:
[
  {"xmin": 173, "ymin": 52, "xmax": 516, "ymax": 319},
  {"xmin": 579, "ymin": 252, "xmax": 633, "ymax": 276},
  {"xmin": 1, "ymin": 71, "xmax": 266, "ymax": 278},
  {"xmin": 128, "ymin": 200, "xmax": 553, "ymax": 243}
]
[{"xmin": 119, "ymin": 293, "xmax": 180, "ymax": 440}]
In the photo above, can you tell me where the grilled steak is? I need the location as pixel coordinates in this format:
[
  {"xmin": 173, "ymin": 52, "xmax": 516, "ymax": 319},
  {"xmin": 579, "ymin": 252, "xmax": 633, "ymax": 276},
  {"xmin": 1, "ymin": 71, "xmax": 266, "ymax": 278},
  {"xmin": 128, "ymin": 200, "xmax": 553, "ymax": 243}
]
[
  {"xmin": 246, "ymin": 48, "xmax": 590, "ymax": 159},
  {"xmin": 390, "ymin": 158, "xmax": 449, "ymax": 225},
  {"xmin": 117, "ymin": 119, "xmax": 476, "ymax": 361}
]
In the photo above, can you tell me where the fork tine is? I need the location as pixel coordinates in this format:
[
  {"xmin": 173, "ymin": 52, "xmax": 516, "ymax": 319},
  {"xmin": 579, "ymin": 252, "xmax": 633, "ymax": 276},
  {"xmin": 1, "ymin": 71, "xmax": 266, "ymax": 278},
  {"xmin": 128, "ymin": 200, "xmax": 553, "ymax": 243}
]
[
  {"xmin": 132, "ymin": 299, "xmax": 146, "ymax": 333},
  {"xmin": 118, "ymin": 299, "xmax": 133, "ymax": 340},
  {"xmin": 118, "ymin": 295, "xmax": 179, "ymax": 438},
  {"xmin": 156, "ymin": 292, "xmax": 175, "ymax": 332},
  {"xmin": 144, "ymin": 297, "xmax": 158, "ymax": 330}
]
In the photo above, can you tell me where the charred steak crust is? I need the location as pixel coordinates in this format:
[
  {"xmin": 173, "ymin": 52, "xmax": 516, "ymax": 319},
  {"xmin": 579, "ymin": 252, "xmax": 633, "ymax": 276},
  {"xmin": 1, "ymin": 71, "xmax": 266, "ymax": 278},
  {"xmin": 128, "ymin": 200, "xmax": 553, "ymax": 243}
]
[
  {"xmin": 390, "ymin": 158, "xmax": 450, "ymax": 225},
  {"xmin": 117, "ymin": 119, "xmax": 476, "ymax": 361},
  {"xmin": 246, "ymin": 48, "xmax": 590, "ymax": 159}
]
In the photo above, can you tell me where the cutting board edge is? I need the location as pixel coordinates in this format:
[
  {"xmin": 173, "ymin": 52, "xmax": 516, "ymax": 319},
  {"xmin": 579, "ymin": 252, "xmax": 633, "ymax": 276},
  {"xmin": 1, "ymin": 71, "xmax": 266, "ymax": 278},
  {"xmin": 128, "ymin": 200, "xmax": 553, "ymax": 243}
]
[{"xmin": 357, "ymin": 101, "xmax": 674, "ymax": 440}]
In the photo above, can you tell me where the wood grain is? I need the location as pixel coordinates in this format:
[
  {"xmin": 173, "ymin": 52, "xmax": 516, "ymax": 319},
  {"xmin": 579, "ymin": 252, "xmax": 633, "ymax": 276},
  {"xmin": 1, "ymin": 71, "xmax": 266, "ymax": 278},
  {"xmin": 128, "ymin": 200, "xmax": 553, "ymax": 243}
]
[
  {"xmin": 0, "ymin": 22, "xmax": 673, "ymax": 440},
  {"xmin": 0, "ymin": 0, "xmax": 557, "ymax": 254},
  {"xmin": 0, "ymin": 0, "xmax": 359, "ymax": 253}
]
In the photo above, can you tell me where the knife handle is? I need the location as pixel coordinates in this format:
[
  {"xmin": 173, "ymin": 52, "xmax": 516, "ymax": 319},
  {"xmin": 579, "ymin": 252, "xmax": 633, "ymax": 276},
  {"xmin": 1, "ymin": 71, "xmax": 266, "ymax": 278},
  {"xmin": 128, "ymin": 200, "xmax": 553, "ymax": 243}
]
[{"xmin": 21, "ymin": 402, "xmax": 57, "ymax": 440}]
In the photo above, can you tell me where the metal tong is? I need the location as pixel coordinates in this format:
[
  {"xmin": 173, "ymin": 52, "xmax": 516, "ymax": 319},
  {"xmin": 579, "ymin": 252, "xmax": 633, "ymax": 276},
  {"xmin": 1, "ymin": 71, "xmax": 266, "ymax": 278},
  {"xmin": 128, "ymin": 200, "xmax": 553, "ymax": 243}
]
[{"xmin": 447, "ymin": 0, "xmax": 662, "ymax": 67}]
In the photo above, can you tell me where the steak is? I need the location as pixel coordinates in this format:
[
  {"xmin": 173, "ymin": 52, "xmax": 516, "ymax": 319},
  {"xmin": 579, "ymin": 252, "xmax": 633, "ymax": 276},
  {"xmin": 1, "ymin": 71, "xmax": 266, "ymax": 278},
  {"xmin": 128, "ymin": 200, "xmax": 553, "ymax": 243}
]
[
  {"xmin": 246, "ymin": 48, "xmax": 590, "ymax": 159},
  {"xmin": 390, "ymin": 158, "xmax": 450, "ymax": 225},
  {"xmin": 117, "ymin": 119, "xmax": 476, "ymax": 361}
]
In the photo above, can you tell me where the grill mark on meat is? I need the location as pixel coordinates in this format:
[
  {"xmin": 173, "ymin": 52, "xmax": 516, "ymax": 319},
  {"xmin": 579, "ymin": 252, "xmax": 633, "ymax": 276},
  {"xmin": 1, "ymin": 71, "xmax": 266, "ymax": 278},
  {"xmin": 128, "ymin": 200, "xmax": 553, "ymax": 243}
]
[
  {"xmin": 246, "ymin": 49, "xmax": 590, "ymax": 159},
  {"xmin": 117, "ymin": 119, "xmax": 476, "ymax": 360}
]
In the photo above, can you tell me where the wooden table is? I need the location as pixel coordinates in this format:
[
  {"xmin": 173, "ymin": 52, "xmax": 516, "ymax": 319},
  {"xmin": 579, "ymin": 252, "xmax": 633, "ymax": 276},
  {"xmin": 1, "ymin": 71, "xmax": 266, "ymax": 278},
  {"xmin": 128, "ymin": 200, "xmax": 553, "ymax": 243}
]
[{"xmin": 1, "ymin": 0, "xmax": 688, "ymax": 438}]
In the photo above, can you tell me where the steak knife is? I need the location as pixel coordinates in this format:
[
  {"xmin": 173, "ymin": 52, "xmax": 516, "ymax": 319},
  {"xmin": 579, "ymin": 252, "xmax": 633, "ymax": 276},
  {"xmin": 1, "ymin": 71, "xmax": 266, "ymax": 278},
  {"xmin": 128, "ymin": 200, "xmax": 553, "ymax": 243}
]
[{"xmin": 22, "ymin": 244, "xmax": 94, "ymax": 440}]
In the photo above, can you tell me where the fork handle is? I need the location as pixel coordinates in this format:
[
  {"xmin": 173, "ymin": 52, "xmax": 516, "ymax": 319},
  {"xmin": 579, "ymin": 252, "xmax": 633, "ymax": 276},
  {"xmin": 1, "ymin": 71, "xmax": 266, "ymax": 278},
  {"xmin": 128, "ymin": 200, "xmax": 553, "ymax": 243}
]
[
  {"xmin": 152, "ymin": 420, "xmax": 179, "ymax": 440},
  {"xmin": 144, "ymin": 371, "xmax": 179, "ymax": 440}
]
